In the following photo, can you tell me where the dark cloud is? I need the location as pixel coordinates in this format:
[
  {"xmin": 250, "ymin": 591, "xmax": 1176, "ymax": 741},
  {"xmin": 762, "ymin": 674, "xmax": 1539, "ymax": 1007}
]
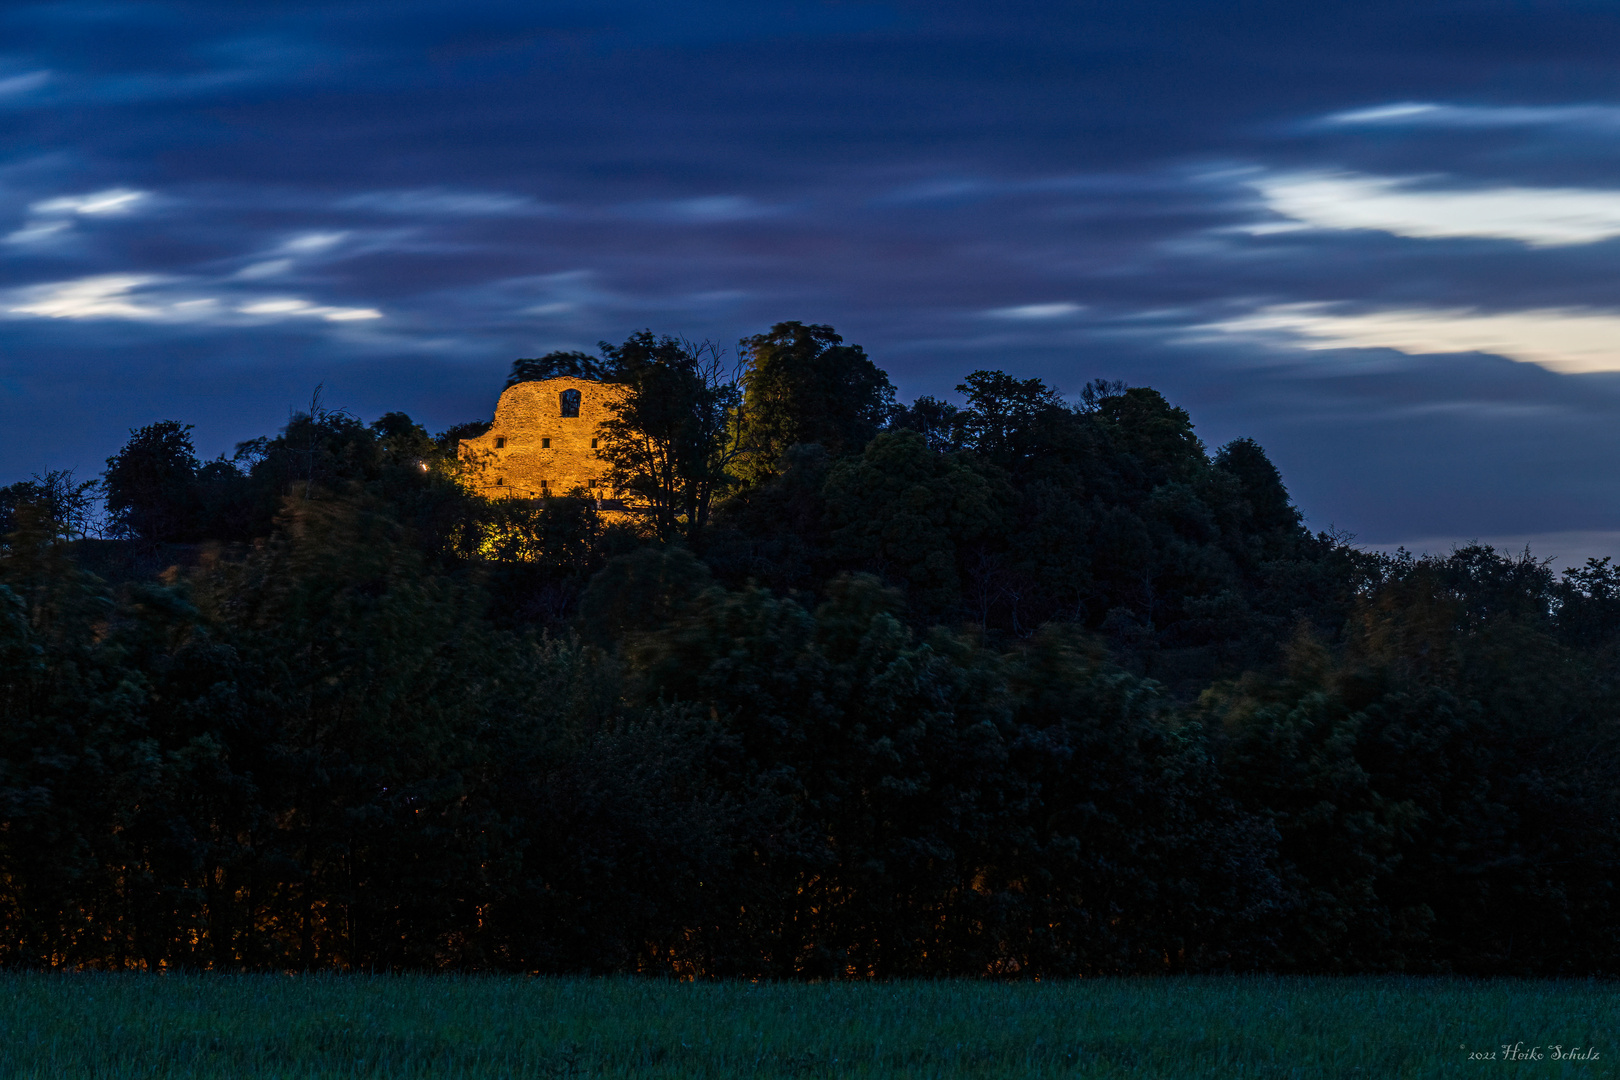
[{"xmin": 5, "ymin": 0, "xmax": 1620, "ymax": 556}]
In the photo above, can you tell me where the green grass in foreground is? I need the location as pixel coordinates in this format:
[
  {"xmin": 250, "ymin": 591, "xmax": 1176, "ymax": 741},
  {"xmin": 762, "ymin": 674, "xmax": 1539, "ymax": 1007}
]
[{"xmin": 0, "ymin": 974, "xmax": 1613, "ymax": 1079}]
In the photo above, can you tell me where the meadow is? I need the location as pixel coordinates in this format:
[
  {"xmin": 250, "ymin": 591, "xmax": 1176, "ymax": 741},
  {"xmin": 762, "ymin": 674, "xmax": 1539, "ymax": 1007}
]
[{"xmin": 0, "ymin": 974, "xmax": 1612, "ymax": 1079}]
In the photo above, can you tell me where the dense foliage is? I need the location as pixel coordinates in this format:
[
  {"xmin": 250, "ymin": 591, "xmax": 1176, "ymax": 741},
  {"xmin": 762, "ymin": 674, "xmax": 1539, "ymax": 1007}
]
[{"xmin": 1, "ymin": 326, "xmax": 1617, "ymax": 974}]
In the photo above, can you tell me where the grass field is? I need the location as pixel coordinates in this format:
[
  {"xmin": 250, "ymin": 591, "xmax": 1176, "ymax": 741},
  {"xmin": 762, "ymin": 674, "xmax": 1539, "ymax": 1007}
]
[{"xmin": 0, "ymin": 973, "xmax": 1612, "ymax": 1078}]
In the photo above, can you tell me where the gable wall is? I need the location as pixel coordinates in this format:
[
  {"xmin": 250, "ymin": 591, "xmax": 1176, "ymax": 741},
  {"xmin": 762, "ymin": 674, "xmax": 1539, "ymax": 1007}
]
[{"xmin": 459, "ymin": 377, "xmax": 628, "ymax": 499}]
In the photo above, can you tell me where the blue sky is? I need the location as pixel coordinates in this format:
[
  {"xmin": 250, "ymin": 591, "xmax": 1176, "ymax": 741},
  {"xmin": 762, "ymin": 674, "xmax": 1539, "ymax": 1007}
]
[{"xmin": 6, "ymin": 0, "xmax": 1620, "ymax": 559}]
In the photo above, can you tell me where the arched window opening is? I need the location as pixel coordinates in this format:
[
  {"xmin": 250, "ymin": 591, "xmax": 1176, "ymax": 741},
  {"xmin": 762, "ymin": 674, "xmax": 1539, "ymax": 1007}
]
[{"xmin": 560, "ymin": 388, "xmax": 582, "ymax": 417}]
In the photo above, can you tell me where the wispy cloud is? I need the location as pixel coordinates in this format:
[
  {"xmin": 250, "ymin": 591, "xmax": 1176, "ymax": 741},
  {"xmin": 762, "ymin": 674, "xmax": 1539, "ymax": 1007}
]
[
  {"xmin": 232, "ymin": 258, "xmax": 293, "ymax": 280},
  {"xmin": 1249, "ymin": 171, "xmax": 1620, "ymax": 247},
  {"xmin": 439, "ymin": 269, "xmax": 748, "ymax": 324},
  {"xmin": 280, "ymin": 231, "xmax": 347, "ymax": 253},
  {"xmin": 9, "ymin": 274, "xmax": 182, "ymax": 320},
  {"xmin": 32, "ymin": 188, "xmax": 146, "ymax": 216},
  {"xmin": 619, "ymin": 195, "xmax": 780, "ymax": 222},
  {"xmin": 0, "ymin": 34, "xmax": 340, "ymax": 111},
  {"xmin": 229, "ymin": 232, "xmax": 348, "ymax": 279},
  {"xmin": 1320, "ymin": 101, "xmax": 1620, "ymax": 130},
  {"xmin": 5, "ymin": 187, "xmax": 150, "ymax": 244},
  {"xmin": 237, "ymin": 297, "xmax": 380, "ymax": 321},
  {"xmin": 0, "ymin": 71, "xmax": 49, "ymax": 98},
  {"xmin": 878, "ymin": 173, "xmax": 1152, "ymax": 206},
  {"xmin": 982, "ymin": 302, "xmax": 1084, "ymax": 320},
  {"xmin": 4, "ymin": 220, "xmax": 70, "ymax": 245},
  {"xmin": 1200, "ymin": 303, "xmax": 1620, "ymax": 374},
  {"xmin": 340, "ymin": 189, "xmax": 546, "ymax": 216},
  {"xmin": 5, "ymin": 274, "xmax": 380, "ymax": 323}
]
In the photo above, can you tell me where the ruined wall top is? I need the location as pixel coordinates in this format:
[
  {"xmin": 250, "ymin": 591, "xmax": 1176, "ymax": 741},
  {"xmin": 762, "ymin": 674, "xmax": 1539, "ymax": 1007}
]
[{"xmin": 459, "ymin": 377, "xmax": 629, "ymax": 499}]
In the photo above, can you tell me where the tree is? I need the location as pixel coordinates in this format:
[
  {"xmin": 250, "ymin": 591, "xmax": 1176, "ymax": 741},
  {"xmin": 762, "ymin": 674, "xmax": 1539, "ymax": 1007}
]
[
  {"xmin": 506, "ymin": 350, "xmax": 612, "ymax": 387},
  {"xmin": 1095, "ymin": 387, "xmax": 1207, "ymax": 487},
  {"xmin": 953, "ymin": 370, "xmax": 1066, "ymax": 467},
  {"xmin": 434, "ymin": 420, "xmax": 491, "ymax": 457},
  {"xmin": 890, "ymin": 395, "xmax": 964, "ymax": 453},
  {"xmin": 1215, "ymin": 437, "xmax": 1301, "ymax": 537},
  {"xmin": 821, "ymin": 429, "xmax": 1013, "ymax": 622},
  {"xmin": 596, "ymin": 332, "xmax": 747, "ymax": 543},
  {"xmin": 0, "ymin": 470, "xmax": 98, "ymax": 542},
  {"xmin": 103, "ymin": 420, "xmax": 201, "ymax": 542},
  {"xmin": 737, "ymin": 322, "xmax": 895, "ymax": 484}
]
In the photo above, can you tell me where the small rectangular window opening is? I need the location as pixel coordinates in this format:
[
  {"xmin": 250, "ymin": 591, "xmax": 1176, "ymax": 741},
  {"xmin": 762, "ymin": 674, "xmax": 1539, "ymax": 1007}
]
[
  {"xmin": 542, "ymin": 437, "xmax": 551, "ymax": 449},
  {"xmin": 495, "ymin": 437, "xmax": 505, "ymax": 448},
  {"xmin": 590, "ymin": 438, "xmax": 599, "ymax": 449}
]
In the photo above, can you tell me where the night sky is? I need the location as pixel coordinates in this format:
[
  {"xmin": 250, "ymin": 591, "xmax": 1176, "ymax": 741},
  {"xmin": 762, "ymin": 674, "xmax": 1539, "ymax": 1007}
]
[{"xmin": 6, "ymin": 1, "xmax": 1620, "ymax": 561}]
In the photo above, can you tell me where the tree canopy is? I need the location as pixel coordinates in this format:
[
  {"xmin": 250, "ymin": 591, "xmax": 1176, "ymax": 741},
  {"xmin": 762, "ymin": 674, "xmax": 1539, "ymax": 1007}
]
[
  {"xmin": 1, "ymin": 321, "xmax": 1617, "ymax": 976},
  {"xmin": 506, "ymin": 350, "xmax": 614, "ymax": 386},
  {"xmin": 737, "ymin": 321, "xmax": 896, "ymax": 484}
]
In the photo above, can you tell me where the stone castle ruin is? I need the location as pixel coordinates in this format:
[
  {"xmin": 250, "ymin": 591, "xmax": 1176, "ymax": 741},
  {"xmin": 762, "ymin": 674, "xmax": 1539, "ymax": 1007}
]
[{"xmin": 458, "ymin": 376, "xmax": 628, "ymax": 501}]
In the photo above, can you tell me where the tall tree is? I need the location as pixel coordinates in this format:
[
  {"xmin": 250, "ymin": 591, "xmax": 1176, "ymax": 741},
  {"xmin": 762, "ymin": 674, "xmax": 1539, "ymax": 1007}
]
[
  {"xmin": 1215, "ymin": 437, "xmax": 1301, "ymax": 536},
  {"xmin": 1095, "ymin": 387, "xmax": 1207, "ymax": 487},
  {"xmin": 103, "ymin": 421, "xmax": 201, "ymax": 542},
  {"xmin": 953, "ymin": 370, "xmax": 1066, "ymax": 467},
  {"xmin": 596, "ymin": 332, "xmax": 747, "ymax": 543},
  {"xmin": 737, "ymin": 321, "xmax": 895, "ymax": 484}
]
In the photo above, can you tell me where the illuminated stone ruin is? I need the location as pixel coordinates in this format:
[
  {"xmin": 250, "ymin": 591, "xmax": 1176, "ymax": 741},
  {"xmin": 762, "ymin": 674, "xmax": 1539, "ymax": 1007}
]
[{"xmin": 458, "ymin": 376, "xmax": 629, "ymax": 501}]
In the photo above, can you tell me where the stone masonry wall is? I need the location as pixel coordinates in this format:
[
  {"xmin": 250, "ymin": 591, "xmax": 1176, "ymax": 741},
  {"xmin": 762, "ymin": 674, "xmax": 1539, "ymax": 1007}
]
[{"xmin": 459, "ymin": 377, "xmax": 630, "ymax": 500}]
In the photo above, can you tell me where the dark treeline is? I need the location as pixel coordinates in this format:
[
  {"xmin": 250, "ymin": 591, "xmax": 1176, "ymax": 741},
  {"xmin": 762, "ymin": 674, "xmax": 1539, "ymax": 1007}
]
[{"xmin": 2, "ymin": 323, "xmax": 1618, "ymax": 975}]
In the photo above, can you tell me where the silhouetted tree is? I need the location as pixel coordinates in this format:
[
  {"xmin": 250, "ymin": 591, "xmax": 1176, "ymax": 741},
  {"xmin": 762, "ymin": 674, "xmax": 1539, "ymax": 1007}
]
[
  {"xmin": 596, "ymin": 332, "xmax": 746, "ymax": 543},
  {"xmin": 737, "ymin": 322, "xmax": 895, "ymax": 484},
  {"xmin": 103, "ymin": 421, "xmax": 200, "ymax": 542},
  {"xmin": 506, "ymin": 350, "xmax": 612, "ymax": 387},
  {"xmin": 0, "ymin": 470, "xmax": 98, "ymax": 542},
  {"xmin": 1215, "ymin": 437, "xmax": 1302, "ymax": 537},
  {"xmin": 5, "ymin": 333, "xmax": 1619, "ymax": 978},
  {"xmin": 890, "ymin": 395, "xmax": 964, "ymax": 452}
]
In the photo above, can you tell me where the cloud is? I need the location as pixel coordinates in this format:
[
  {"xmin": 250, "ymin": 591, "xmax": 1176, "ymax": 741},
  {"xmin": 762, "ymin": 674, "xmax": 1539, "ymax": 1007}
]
[
  {"xmin": 4, "ymin": 187, "xmax": 150, "ymax": 245},
  {"xmin": 621, "ymin": 195, "xmax": 780, "ymax": 222},
  {"xmin": 0, "ymin": 71, "xmax": 49, "ymax": 98},
  {"xmin": 340, "ymin": 189, "xmax": 544, "ymax": 216},
  {"xmin": 224, "ymin": 232, "xmax": 348, "ymax": 279},
  {"xmin": 233, "ymin": 258, "xmax": 293, "ymax": 280},
  {"xmin": 237, "ymin": 297, "xmax": 380, "ymax": 321},
  {"xmin": 982, "ymin": 302, "xmax": 1084, "ymax": 320},
  {"xmin": 878, "ymin": 173, "xmax": 1149, "ymax": 206},
  {"xmin": 6, "ymin": 274, "xmax": 380, "ymax": 323},
  {"xmin": 1200, "ymin": 303, "xmax": 1620, "ymax": 374},
  {"xmin": 4, "ymin": 220, "xmax": 70, "ymax": 245},
  {"xmin": 280, "ymin": 231, "xmax": 346, "ymax": 253},
  {"xmin": 1319, "ymin": 101, "xmax": 1620, "ymax": 130},
  {"xmin": 1248, "ymin": 172, "xmax": 1620, "ymax": 248},
  {"xmin": 8, "ymin": 275, "xmax": 180, "ymax": 320},
  {"xmin": 32, "ymin": 188, "xmax": 147, "ymax": 216}
]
